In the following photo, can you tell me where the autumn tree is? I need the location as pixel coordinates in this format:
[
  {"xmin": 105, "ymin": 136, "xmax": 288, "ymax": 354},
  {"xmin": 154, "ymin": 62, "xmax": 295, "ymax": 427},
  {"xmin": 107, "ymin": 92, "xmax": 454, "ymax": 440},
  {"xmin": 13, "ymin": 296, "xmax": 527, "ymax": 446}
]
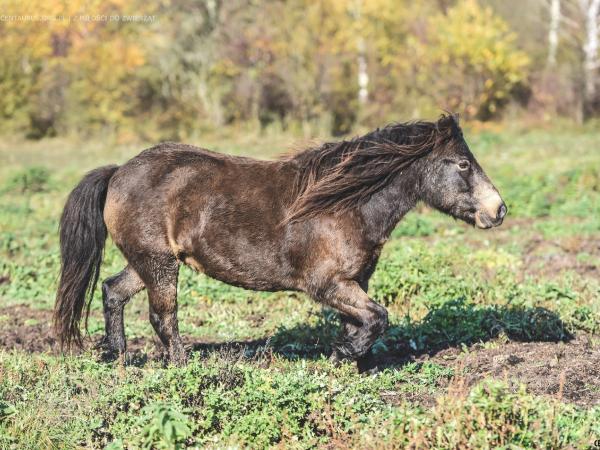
[{"xmin": 0, "ymin": 0, "xmax": 540, "ymax": 138}]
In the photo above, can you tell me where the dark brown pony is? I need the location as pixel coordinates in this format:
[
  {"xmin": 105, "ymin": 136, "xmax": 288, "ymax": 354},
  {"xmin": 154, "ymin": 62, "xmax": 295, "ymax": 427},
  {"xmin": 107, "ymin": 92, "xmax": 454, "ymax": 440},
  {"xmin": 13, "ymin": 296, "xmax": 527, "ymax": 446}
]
[{"xmin": 54, "ymin": 114, "xmax": 506, "ymax": 370}]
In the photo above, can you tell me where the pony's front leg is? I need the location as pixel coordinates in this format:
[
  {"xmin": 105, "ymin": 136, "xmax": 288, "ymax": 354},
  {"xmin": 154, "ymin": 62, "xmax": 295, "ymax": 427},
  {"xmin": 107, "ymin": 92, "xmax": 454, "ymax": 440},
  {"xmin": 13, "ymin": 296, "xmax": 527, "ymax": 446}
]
[
  {"xmin": 101, "ymin": 266, "xmax": 145, "ymax": 359},
  {"xmin": 317, "ymin": 280, "xmax": 388, "ymax": 371}
]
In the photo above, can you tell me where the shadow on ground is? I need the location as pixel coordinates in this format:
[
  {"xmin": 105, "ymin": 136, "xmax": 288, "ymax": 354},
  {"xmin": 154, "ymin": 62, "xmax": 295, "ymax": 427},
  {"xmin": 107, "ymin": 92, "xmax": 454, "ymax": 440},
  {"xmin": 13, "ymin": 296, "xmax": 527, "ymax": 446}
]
[{"xmin": 259, "ymin": 297, "xmax": 573, "ymax": 368}]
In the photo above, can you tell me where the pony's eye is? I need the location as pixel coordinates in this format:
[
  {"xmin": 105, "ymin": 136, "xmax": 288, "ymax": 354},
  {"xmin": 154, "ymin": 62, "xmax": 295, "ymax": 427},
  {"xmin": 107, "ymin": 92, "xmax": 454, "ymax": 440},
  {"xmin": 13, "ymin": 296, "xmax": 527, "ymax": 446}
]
[{"xmin": 457, "ymin": 160, "xmax": 470, "ymax": 171}]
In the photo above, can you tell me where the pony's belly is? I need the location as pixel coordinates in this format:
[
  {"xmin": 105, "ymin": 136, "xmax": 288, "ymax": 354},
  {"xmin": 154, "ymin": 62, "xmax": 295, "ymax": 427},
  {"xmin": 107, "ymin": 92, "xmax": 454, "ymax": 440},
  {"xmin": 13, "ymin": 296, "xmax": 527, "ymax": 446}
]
[{"xmin": 182, "ymin": 249, "xmax": 294, "ymax": 292}]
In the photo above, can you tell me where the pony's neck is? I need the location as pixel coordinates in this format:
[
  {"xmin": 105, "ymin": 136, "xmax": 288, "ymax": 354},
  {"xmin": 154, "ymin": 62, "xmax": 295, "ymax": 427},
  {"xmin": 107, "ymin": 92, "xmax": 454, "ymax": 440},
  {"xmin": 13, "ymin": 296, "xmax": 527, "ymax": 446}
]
[{"xmin": 359, "ymin": 163, "xmax": 421, "ymax": 243}]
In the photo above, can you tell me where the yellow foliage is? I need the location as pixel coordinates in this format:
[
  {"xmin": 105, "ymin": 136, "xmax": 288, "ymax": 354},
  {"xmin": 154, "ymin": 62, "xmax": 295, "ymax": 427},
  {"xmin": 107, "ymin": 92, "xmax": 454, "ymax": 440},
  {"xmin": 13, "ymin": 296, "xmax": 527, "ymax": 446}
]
[
  {"xmin": 0, "ymin": 0, "xmax": 151, "ymax": 132},
  {"xmin": 416, "ymin": 0, "xmax": 530, "ymax": 119},
  {"xmin": 0, "ymin": 0, "xmax": 532, "ymax": 136}
]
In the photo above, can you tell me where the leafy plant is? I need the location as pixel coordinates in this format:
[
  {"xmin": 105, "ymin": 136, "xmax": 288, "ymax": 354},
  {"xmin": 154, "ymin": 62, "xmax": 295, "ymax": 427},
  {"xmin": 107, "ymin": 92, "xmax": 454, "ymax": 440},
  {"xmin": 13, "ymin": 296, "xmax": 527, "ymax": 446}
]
[
  {"xmin": 135, "ymin": 402, "xmax": 192, "ymax": 450},
  {"xmin": 0, "ymin": 401, "xmax": 16, "ymax": 422}
]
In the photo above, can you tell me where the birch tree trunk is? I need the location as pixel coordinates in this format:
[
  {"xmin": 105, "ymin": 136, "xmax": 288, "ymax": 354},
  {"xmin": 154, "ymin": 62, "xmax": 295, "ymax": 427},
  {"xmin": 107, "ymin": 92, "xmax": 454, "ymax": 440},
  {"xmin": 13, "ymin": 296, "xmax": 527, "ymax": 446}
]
[
  {"xmin": 357, "ymin": 37, "xmax": 369, "ymax": 105},
  {"xmin": 582, "ymin": 0, "xmax": 600, "ymax": 116},
  {"xmin": 353, "ymin": 0, "xmax": 368, "ymax": 105},
  {"xmin": 547, "ymin": 0, "xmax": 561, "ymax": 67}
]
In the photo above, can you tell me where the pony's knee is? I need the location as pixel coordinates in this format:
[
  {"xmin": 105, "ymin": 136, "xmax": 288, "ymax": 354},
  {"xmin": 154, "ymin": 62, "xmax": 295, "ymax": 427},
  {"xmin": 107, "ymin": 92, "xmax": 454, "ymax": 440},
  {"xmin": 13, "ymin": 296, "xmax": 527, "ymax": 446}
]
[
  {"xmin": 102, "ymin": 278, "xmax": 127, "ymax": 311},
  {"xmin": 102, "ymin": 268, "xmax": 145, "ymax": 312}
]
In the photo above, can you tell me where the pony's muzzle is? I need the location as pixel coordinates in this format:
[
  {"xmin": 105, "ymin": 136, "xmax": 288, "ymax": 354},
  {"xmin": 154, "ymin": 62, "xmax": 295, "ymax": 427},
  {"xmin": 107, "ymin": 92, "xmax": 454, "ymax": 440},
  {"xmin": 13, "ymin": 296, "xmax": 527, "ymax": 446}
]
[{"xmin": 475, "ymin": 192, "xmax": 506, "ymax": 229}]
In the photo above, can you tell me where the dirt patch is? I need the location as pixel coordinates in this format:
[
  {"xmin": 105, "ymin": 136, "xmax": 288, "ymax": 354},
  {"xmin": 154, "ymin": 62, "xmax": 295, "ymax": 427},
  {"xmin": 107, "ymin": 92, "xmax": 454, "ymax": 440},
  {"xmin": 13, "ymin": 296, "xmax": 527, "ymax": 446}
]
[
  {"xmin": 445, "ymin": 219, "xmax": 600, "ymax": 279},
  {"xmin": 417, "ymin": 335, "xmax": 600, "ymax": 407},
  {"xmin": 523, "ymin": 236, "xmax": 600, "ymax": 277},
  {"xmin": 0, "ymin": 304, "xmax": 58, "ymax": 354}
]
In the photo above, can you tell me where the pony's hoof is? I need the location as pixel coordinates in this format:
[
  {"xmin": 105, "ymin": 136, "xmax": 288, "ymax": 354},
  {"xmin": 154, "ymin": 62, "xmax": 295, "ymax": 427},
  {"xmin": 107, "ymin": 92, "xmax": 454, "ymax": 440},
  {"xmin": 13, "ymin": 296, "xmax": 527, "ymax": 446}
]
[
  {"xmin": 166, "ymin": 346, "xmax": 188, "ymax": 367},
  {"xmin": 96, "ymin": 337, "xmax": 125, "ymax": 362},
  {"xmin": 100, "ymin": 348, "xmax": 126, "ymax": 364},
  {"xmin": 170, "ymin": 356, "xmax": 188, "ymax": 367},
  {"xmin": 329, "ymin": 349, "xmax": 347, "ymax": 367},
  {"xmin": 356, "ymin": 351, "xmax": 380, "ymax": 374}
]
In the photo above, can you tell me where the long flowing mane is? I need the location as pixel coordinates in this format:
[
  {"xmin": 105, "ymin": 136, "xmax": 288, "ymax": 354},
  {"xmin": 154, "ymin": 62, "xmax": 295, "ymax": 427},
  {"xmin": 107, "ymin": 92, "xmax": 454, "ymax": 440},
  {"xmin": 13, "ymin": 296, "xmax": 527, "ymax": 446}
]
[{"xmin": 284, "ymin": 114, "xmax": 462, "ymax": 223}]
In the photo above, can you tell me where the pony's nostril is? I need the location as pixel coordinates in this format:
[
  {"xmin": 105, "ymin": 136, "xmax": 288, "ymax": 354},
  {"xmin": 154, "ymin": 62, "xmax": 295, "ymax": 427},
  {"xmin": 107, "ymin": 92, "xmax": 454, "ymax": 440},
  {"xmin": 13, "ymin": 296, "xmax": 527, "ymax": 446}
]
[{"xmin": 497, "ymin": 203, "xmax": 507, "ymax": 220}]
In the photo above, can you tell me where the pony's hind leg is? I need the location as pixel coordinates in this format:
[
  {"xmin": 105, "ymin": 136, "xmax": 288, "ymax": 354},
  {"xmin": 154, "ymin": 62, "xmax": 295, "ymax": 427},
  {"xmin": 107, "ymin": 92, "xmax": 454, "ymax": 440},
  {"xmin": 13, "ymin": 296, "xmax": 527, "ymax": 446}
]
[
  {"xmin": 101, "ymin": 266, "xmax": 145, "ymax": 358},
  {"xmin": 135, "ymin": 255, "xmax": 186, "ymax": 366},
  {"xmin": 317, "ymin": 280, "xmax": 388, "ymax": 372}
]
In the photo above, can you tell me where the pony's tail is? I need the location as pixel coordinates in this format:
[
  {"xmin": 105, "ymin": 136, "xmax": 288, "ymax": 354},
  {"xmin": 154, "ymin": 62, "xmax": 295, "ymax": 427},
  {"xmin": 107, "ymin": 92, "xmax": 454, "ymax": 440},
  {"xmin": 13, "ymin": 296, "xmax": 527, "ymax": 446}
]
[{"xmin": 54, "ymin": 165, "xmax": 119, "ymax": 350}]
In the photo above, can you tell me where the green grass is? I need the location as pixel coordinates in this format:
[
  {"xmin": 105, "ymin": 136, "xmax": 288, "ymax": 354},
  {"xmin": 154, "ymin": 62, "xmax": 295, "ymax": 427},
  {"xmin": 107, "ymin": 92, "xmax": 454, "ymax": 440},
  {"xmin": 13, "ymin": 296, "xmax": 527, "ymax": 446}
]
[{"xmin": 1, "ymin": 125, "xmax": 599, "ymax": 448}]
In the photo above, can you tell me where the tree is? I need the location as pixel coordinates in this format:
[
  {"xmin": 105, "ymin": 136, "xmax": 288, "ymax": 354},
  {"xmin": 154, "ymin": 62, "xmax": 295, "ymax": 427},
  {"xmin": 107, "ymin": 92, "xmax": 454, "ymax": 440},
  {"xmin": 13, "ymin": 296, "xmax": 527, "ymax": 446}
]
[
  {"xmin": 581, "ymin": 0, "xmax": 600, "ymax": 116},
  {"xmin": 414, "ymin": 0, "xmax": 530, "ymax": 120},
  {"xmin": 547, "ymin": 0, "xmax": 561, "ymax": 67}
]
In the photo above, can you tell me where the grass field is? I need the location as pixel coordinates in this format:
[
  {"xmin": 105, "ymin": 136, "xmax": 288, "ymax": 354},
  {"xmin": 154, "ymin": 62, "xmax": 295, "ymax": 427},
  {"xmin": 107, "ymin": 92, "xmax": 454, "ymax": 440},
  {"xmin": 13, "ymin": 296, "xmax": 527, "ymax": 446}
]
[{"xmin": 1, "ymin": 124, "xmax": 599, "ymax": 449}]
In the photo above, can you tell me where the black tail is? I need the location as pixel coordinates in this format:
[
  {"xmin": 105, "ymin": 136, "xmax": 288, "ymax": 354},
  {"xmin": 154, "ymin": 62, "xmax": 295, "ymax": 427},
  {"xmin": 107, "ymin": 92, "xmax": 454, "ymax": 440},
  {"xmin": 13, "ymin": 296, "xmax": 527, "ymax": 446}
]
[{"xmin": 54, "ymin": 165, "xmax": 119, "ymax": 349}]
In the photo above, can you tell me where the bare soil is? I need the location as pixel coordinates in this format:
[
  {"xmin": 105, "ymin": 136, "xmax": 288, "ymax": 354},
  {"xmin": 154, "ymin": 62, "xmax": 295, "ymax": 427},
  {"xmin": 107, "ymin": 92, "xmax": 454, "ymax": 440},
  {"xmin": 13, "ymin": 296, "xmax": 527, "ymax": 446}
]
[
  {"xmin": 1, "ymin": 304, "xmax": 599, "ymax": 407},
  {"xmin": 416, "ymin": 335, "xmax": 600, "ymax": 407},
  {"xmin": 0, "ymin": 304, "xmax": 57, "ymax": 354},
  {"xmin": 457, "ymin": 222, "xmax": 600, "ymax": 278},
  {"xmin": 522, "ymin": 236, "xmax": 600, "ymax": 277}
]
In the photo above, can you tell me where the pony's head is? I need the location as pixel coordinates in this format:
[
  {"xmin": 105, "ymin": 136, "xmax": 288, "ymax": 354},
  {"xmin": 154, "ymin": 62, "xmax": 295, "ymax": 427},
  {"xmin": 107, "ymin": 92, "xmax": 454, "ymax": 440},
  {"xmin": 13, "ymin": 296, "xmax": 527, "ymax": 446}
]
[{"xmin": 418, "ymin": 114, "xmax": 506, "ymax": 229}]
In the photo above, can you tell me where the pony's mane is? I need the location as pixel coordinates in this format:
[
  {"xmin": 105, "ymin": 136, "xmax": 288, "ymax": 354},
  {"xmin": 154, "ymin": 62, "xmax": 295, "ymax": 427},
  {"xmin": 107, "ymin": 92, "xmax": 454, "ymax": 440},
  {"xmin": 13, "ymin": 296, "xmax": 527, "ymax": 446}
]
[{"xmin": 283, "ymin": 113, "xmax": 462, "ymax": 223}]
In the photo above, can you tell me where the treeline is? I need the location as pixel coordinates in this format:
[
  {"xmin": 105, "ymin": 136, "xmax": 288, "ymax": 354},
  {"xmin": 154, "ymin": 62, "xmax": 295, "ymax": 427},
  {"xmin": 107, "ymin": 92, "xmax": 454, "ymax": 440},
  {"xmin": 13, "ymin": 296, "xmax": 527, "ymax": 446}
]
[{"xmin": 0, "ymin": 0, "xmax": 597, "ymax": 139}]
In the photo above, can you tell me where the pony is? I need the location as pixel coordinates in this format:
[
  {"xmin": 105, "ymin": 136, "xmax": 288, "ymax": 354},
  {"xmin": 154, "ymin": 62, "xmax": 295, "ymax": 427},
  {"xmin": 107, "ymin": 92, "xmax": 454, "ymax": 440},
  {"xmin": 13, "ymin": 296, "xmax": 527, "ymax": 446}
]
[{"xmin": 54, "ymin": 114, "xmax": 506, "ymax": 371}]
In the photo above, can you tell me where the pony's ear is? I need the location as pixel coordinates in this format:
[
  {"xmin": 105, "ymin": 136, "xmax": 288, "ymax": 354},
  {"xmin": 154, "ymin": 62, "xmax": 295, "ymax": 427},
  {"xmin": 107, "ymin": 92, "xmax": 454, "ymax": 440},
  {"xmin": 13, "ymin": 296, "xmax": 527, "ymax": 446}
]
[
  {"xmin": 452, "ymin": 112, "xmax": 460, "ymax": 126},
  {"xmin": 437, "ymin": 112, "xmax": 462, "ymax": 138},
  {"xmin": 438, "ymin": 111, "xmax": 459, "ymax": 128}
]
